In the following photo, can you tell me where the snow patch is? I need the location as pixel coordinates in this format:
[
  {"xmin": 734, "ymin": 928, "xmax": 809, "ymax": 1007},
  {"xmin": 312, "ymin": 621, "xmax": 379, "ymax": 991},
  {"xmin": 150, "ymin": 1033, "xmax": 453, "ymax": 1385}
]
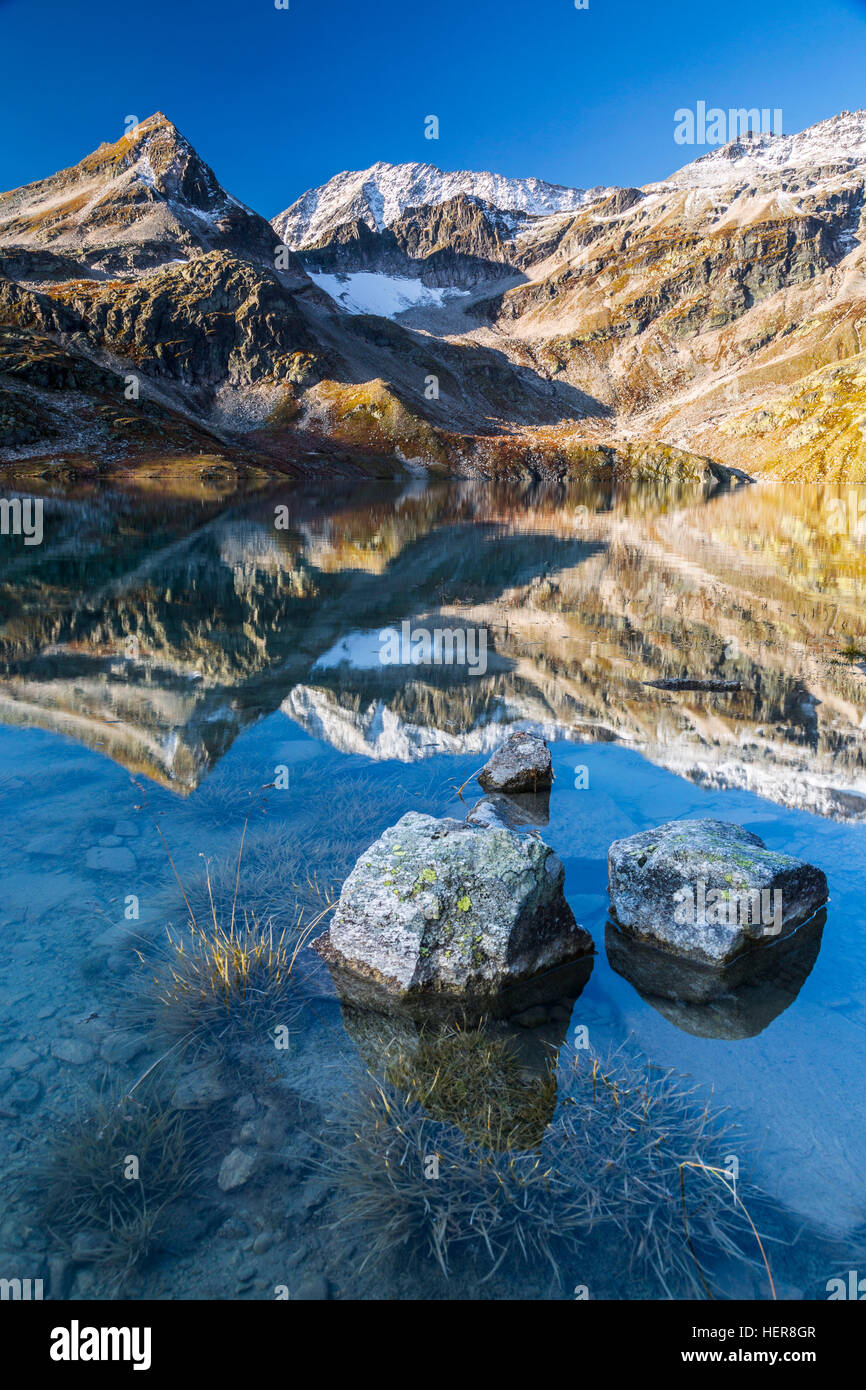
[{"xmin": 309, "ymin": 270, "xmax": 470, "ymax": 318}]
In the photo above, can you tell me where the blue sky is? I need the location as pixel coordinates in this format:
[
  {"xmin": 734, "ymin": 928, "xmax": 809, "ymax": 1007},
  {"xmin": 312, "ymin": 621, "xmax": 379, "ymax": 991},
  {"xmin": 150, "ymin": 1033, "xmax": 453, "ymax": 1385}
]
[{"xmin": 2, "ymin": 0, "xmax": 866, "ymax": 216}]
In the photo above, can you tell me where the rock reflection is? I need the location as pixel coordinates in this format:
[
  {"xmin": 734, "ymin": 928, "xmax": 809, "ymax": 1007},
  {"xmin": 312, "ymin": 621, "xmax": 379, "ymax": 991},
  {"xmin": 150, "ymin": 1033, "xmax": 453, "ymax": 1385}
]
[
  {"xmin": 323, "ymin": 955, "xmax": 593, "ymax": 1147},
  {"xmin": 605, "ymin": 910, "xmax": 826, "ymax": 1039}
]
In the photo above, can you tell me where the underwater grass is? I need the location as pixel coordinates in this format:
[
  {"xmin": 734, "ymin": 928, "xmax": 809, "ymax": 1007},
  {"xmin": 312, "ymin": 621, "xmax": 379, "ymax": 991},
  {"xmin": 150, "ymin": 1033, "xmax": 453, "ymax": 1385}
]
[
  {"xmin": 35, "ymin": 1090, "xmax": 200, "ymax": 1285},
  {"xmin": 384, "ymin": 1022, "xmax": 557, "ymax": 1150},
  {"xmin": 548, "ymin": 1044, "xmax": 772, "ymax": 1299},
  {"xmin": 317, "ymin": 1042, "xmax": 774, "ymax": 1297},
  {"xmin": 316, "ymin": 1079, "xmax": 568, "ymax": 1281}
]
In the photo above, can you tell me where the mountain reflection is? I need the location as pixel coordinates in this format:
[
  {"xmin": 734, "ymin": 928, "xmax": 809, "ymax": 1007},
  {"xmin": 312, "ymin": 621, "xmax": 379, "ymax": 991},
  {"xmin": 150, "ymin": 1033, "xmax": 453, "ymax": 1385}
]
[{"xmin": 0, "ymin": 473, "xmax": 864, "ymax": 819}]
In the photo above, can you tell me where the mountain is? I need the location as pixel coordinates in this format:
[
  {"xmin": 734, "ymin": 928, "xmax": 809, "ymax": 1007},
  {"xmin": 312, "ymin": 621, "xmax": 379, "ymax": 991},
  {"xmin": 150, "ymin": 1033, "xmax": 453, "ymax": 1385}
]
[
  {"xmin": 0, "ymin": 113, "xmax": 287, "ymax": 278},
  {"xmin": 2, "ymin": 109, "xmax": 866, "ymax": 479},
  {"xmin": 272, "ymin": 160, "xmax": 604, "ymax": 248}
]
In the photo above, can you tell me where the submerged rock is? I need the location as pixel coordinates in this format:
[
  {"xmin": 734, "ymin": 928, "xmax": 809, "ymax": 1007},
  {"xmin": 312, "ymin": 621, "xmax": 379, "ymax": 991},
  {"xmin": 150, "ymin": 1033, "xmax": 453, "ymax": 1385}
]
[
  {"xmin": 477, "ymin": 732, "xmax": 553, "ymax": 794},
  {"xmin": 217, "ymin": 1147, "xmax": 258, "ymax": 1192},
  {"xmin": 607, "ymin": 819, "xmax": 828, "ymax": 967},
  {"xmin": 312, "ymin": 811, "xmax": 591, "ymax": 997},
  {"xmin": 467, "ymin": 790, "xmax": 550, "ymax": 831}
]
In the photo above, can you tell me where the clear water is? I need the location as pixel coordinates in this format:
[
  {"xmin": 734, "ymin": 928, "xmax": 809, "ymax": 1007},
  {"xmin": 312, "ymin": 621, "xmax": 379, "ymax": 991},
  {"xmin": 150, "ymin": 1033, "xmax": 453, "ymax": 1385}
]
[{"xmin": 1, "ymin": 473, "xmax": 864, "ymax": 1301}]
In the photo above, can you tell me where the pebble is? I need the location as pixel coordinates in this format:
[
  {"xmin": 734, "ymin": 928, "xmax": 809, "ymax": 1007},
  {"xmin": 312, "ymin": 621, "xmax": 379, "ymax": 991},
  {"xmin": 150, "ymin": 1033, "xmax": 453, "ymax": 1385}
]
[
  {"xmin": 85, "ymin": 846, "xmax": 137, "ymax": 873},
  {"xmin": 51, "ymin": 1038, "xmax": 95, "ymax": 1065},
  {"xmin": 3, "ymin": 1076, "xmax": 42, "ymax": 1112},
  {"xmin": 71, "ymin": 1231, "xmax": 109, "ymax": 1261},
  {"xmin": 100, "ymin": 1031, "xmax": 147, "ymax": 1065},
  {"xmin": 252, "ymin": 1233, "xmax": 273, "ymax": 1256},
  {"xmin": 218, "ymin": 1148, "xmax": 258, "ymax": 1192},
  {"xmin": 294, "ymin": 1276, "xmax": 330, "ymax": 1301},
  {"xmin": 173, "ymin": 1061, "xmax": 232, "ymax": 1110},
  {"xmin": 3, "ymin": 1046, "xmax": 40, "ymax": 1072},
  {"xmin": 233, "ymin": 1093, "xmax": 259, "ymax": 1120}
]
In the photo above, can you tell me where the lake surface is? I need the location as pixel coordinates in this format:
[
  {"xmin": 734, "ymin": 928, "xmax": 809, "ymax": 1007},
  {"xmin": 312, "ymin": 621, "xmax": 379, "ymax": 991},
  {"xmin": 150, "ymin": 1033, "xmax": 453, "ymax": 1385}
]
[{"xmin": 0, "ymin": 471, "xmax": 864, "ymax": 1301}]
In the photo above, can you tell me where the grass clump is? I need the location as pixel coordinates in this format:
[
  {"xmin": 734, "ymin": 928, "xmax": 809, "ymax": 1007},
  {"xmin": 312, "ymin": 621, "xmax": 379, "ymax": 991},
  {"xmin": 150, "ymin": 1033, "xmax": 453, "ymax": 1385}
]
[
  {"xmin": 318, "ymin": 1043, "xmax": 775, "ymax": 1298},
  {"xmin": 384, "ymin": 1023, "xmax": 557, "ymax": 1150},
  {"xmin": 549, "ymin": 1045, "xmax": 775, "ymax": 1299},
  {"xmin": 36, "ymin": 1092, "xmax": 198, "ymax": 1285},
  {"xmin": 317, "ymin": 1079, "xmax": 567, "ymax": 1280},
  {"xmin": 146, "ymin": 907, "xmax": 309, "ymax": 1049}
]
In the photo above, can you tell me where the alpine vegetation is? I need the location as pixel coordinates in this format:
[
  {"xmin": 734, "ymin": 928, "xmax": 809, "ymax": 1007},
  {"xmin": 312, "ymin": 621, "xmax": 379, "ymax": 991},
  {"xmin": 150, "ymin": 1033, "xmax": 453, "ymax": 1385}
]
[{"xmin": 318, "ymin": 1044, "xmax": 772, "ymax": 1297}]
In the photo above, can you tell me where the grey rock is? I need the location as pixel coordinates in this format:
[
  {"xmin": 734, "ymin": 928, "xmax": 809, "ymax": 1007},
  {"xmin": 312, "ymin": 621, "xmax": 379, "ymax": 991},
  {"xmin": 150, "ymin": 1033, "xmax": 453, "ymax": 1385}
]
[
  {"xmin": 293, "ymin": 1275, "xmax": 330, "ymax": 1300},
  {"xmin": 172, "ymin": 1061, "xmax": 231, "ymax": 1110},
  {"xmin": 51, "ymin": 1038, "xmax": 95, "ymax": 1065},
  {"xmin": 100, "ymin": 1030, "xmax": 148, "ymax": 1065},
  {"xmin": 313, "ymin": 811, "xmax": 591, "ymax": 997},
  {"xmin": 607, "ymin": 819, "xmax": 828, "ymax": 967},
  {"xmin": 477, "ymin": 732, "xmax": 553, "ymax": 794},
  {"xmin": 233, "ymin": 1093, "xmax": 259, "ymax": 1121},
  {"xmin": 71, "ymin": 1230, "xmax": 111, "ymax": 1262},
  {"xmin": 2, "ymin": 1046, "xmax": 40, "ymax": 1072},
  {"xmin": 85, "ymin": 846, "xmax": 137, "ymax": 873},
  {"xmin": 2, "ymin": 1075, "xmax": 42, "ymax": 1112},
  {"xmin": 467, "ymin": 790, "xmax": 550, "ymax": 831},
  {"xmin": 218, "ymin": 1147, "xmax": 259, "ymax": 1193}
]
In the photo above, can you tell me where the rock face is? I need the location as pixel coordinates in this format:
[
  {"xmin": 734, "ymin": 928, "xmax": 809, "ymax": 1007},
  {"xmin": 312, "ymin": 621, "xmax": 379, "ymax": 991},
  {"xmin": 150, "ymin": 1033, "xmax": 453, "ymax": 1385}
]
[
  {"xmin": 477, "ymin": 732, "xmax": 553, "ymax": 793},
  {"xmin": 312, "ymin": 811, "xmax": 591, "ymax": 996},
  {"xmin": 607, "ymin": 819, "xmax": 828, "ymax": 967}
]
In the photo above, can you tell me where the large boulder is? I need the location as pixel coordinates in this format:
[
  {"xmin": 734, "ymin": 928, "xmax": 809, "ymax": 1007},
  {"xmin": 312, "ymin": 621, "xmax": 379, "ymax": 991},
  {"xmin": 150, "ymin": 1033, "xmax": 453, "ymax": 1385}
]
[
  {"xmin": 312, "ymin": 811, "xmax": 592, "ymax": 997},
  {"xmin": 607, "ymin": 819, "xmax": 828, "ymax": 967},
  {"xmin": 477, "ymin": 732, "xmax": 553, "ymax": 794}
]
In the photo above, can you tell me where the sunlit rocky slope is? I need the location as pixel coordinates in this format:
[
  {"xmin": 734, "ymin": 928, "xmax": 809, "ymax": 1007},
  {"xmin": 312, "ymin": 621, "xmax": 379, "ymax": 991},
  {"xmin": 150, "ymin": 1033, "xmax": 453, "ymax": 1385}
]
[{"xmin": 2, "ymin": 111, "xmax": 866, "ymax": 477}]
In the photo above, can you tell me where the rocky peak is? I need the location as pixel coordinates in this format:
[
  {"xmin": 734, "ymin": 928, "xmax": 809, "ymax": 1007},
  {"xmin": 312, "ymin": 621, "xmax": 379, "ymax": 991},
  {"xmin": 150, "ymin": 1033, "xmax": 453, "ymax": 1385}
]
[
  {"xmin": 273, "ymin": 159, "xmax": 606, "ymax": 249},
  {"xmin": 658, "ymin": 108, "xmax": 866, "ymax": 191},
  {"xmin": 0, "ymin": 113, "xmax": 291, "ymax": 276}
]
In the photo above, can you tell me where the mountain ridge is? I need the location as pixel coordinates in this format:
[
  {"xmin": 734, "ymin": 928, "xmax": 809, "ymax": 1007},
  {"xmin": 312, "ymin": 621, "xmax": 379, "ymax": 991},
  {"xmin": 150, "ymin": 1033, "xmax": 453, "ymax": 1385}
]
[{"xmin": 1, "ymin": 109, "xmax": 866, "ymax": 481}]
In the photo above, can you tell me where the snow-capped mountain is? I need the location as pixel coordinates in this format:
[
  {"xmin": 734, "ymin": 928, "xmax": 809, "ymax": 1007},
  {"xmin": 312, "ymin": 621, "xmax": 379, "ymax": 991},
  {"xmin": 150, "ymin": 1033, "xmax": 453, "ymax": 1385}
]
[
  {"xmin": 656, "ymin": 109, "xmax": 866, "ymax": 190},
  {"xmin": 4, "ymin": 107, "xmax": 866, "ymax": 481},
  {"xmin": 273, "ymin": 160, "xmax": 606, "ymax": 248}
]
